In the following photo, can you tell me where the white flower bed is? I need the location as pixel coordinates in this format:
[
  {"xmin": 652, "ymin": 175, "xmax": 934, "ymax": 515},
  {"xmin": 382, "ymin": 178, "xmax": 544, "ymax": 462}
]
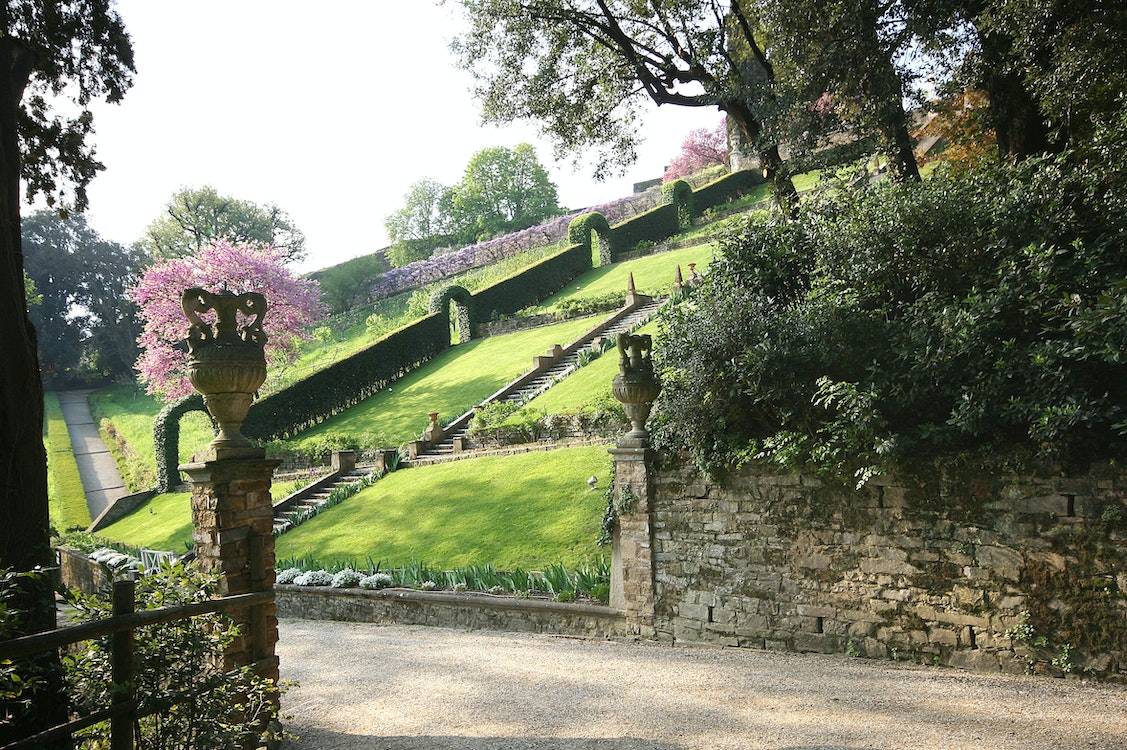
[
  {"xmin": 276, "ymin": 567, "xmax": 303, "ymax": 585},
  {"xmin": 359, "ymin": 573, "xmax": 393, "ymax": 590},
  {"xmin": 292, "ymin": 569, "xmax": 333, "ymax": 587},
  {"xmin": 331, "ymin": 569, "xmax": 363, "ymax": 588}
]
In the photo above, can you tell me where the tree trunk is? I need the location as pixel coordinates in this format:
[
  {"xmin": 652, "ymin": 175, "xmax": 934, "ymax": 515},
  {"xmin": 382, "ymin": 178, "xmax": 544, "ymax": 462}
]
[
  {"xmin": 977, "ymin": 29, "xmax": 1057, "ymax": 157},
  {"xmin": 0, "ymin": 39, "xmax": 69, "ymax": 748},
  {"xmin": 723, "ymin": 101, "xmax": 798, "ymax": 217},
  {"xmin": 858, "ymin": 2, "xmax": 921, "ymax": 183},
  {"xmin": 878, "ymin": 114, "xmax": 922, "ymax": 182}
]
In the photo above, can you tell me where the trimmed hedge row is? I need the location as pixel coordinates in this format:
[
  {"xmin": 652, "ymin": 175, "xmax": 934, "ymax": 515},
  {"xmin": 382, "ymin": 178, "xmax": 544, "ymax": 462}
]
[
  {"xmin": 661, "ymin": 179, "xmax": 694, "ymax": 228},
  {"xmin": 242, "ymin": 312, "xmax": 451, "ymax": 440},
  {"xmin": 154, "ymin": 393, "xmax": 207, "ymax": 491},
  {"xmin": 609, "ymin": 202, "xmax": 680, "ymax": 253},
  {"xmin": 470, "ymin": 241, "xmax": 593, "ymax": 323},
  {"xmin": 692, "ymin": 169, "xmax": 765, "ymax": 213}
]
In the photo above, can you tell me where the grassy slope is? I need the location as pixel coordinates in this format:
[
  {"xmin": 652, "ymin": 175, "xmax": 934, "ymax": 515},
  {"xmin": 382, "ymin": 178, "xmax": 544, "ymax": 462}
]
[
  {"xmin": 531, "ymin": 243, "xmax": 716, "ymax": 313},
  {"xmin": 97, "ymin": 491, "xmax": 194, "ymax": 552},
  {"xmin": 89, "ymin": 385, "xmax": 214, "ymax": 490},
  {"xmin": 44, "ymin": 393, "xmax": 92, "ymax": 531},
  {"xmin": 294, "ymin": 315, "xmax": 600, "ymax": 447},
  {"xmin": 518, "ymin": 319, "xmax": 662, "ymax": 416},
  {"xmin": 277, "ymin": 445, "xmax": 610, "ymax": 569}
]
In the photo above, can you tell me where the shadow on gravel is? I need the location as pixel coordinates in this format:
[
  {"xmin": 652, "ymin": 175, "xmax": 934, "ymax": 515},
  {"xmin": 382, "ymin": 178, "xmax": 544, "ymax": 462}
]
[{"xmin": 286, "ymin": 730, "xmax": 684, "ymax": 749}]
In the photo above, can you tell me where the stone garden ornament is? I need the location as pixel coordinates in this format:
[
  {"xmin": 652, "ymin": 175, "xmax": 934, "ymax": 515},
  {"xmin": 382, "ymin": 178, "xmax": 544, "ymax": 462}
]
[
  {"xmin": 181, "ymin": 287, "xmax": 268, "ymax": 459},
  {"xmin": 612, "ymin": 332, "xmax": 661, "ymax": 448}
]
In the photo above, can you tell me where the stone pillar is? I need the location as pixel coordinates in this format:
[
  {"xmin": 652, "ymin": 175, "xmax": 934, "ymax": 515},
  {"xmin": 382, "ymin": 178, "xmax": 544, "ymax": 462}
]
[
  {"xmin": 610, "ymin": 446, "xmax": 657, "ymax": 637},
  {"xmin": 180, "ymin": 454, "xmax": 280, "ymax": 679},
  {"xmin": 330, "ymin": 450, "xmax": 356, "ymax": 474}
]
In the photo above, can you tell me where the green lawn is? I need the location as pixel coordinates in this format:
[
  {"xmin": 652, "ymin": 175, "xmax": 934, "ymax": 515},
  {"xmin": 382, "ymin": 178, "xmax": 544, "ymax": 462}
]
[
  {"xmin": 89, "ymin": 385, "xmax": 214, "ymax": 491},
  {"xmin": 277, "ymin": 445, "xmax": 610, "ymax": 569},
  {"xmin": 518, "ymin": 319, "xmax": 662, "ymax": 416},
  {"xmin": 530, "ymin": 243, "xmax": 716, "ymax": 314},
  {"xmin": 96, "ymin": 491, "xmax": 194, "ymax": 552},
  {"xmin": 44, "ymin": 393, "xmax": 91, "ymax": 531},
  {"xmin": 293, "ymin": 315, "xmax": 601, "ymax": 448}
]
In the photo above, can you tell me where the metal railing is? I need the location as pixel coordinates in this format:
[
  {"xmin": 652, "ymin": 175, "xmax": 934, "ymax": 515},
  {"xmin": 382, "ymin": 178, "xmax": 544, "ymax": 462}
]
[{"xmin": 0, "ymin": 579, "xmax": 273, "ymax": 750}]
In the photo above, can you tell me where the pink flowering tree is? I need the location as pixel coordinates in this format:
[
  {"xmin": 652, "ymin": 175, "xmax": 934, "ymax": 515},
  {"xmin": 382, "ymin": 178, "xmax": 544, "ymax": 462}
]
[
  {"xmin": 131, "ymin": 240, "xmax": 324, "ymax": 400},
  {"xmin": 664, "ymin": 121, "xmax": 729, "ymax": 181}
]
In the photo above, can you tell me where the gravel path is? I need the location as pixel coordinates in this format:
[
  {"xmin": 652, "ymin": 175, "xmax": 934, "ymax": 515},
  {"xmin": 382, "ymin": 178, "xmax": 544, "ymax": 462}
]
[
  {"xmin": 278, "ymin": 620, "xmax": 1127, "ymax": 750},
  {"xmin": 56, "ymin": 390, "xmax": 127, "ymax": 519}
]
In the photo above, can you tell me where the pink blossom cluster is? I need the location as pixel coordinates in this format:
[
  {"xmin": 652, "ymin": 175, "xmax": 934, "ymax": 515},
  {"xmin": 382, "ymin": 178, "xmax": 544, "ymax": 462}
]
[
  {"xmin": 369, "ymin": 188, "xmax": 666, "ymax": 301},
  {"xmin": 664, "ymin": 121, "xmax": 729, "ymax": 181},
  {"xmin": 131, "ymin": 240, "xmax": 325, "ymax": 400}
]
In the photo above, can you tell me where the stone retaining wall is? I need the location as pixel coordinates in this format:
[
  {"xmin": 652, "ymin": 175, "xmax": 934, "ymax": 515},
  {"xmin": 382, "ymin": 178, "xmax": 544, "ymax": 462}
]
[
  {"xmin": 276, "ymin": 585, "xmax": 626, "ymax": 638},
  {"xmin": 56, "ymin": 546, "xmax": 111, "ymax": 595},
  {"xmin": 616, "ymin": 456, "xmax": 1127, "ymax": 679}
]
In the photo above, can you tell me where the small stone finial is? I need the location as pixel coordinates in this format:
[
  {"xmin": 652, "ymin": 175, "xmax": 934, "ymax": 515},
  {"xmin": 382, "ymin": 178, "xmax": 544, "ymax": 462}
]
[
  {"xmin": 612, "ymin": 333, "xmax": 660, "ymax": 448},
  {"xmin": 181, "ymin": 287, "xmax": 268, "ymax": 457},
  {"xmin": 675, "ymin": 265, "xmax": 684, "ymax": 285},
  {"xmin": 627, "ymin": 272, "xmax": 636, "ymax": 294}
]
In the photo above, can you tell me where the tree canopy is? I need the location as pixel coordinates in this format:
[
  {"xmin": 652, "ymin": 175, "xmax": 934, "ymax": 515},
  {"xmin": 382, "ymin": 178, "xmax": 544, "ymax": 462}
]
[
  {"xmin": 140, "ymin": 185, "xmax": 307, "ymax": 263},
  {"xmin": 23, "ymin": 209, "xmax": 144, "ymax": 383}
]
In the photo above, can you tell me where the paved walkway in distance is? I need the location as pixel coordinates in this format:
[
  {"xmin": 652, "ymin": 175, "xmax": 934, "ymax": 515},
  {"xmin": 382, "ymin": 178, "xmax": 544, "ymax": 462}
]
[
  {"xmin": 56, "ymin": 390, "xmax": 126, "ymax": 521},
  {"xmin": 278, "ymin": 620, "xmax": 1127, "ymax": 750}
]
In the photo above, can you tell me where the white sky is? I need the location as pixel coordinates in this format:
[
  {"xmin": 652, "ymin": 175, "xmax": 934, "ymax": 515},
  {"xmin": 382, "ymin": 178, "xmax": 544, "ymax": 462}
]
[{"xmin": 78, "ymin": 0, "xmax": 721, "ymax": 274}]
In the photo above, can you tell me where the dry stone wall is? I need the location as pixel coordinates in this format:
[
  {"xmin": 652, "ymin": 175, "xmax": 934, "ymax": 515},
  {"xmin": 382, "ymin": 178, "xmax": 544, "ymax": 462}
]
[{"xmin": 645, "ymin": 459, "xmax": 1127, "ymax": 679}]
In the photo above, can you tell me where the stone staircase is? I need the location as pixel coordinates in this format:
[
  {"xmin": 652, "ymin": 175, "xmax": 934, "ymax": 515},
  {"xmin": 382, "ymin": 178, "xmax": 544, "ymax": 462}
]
[
  {"xmin": 412, "ymin": 297, "xmax": 663, "ymax": 462},
  {"xmin": 271, "ymin": 466, "xmax": 371, "ymax": 536}
]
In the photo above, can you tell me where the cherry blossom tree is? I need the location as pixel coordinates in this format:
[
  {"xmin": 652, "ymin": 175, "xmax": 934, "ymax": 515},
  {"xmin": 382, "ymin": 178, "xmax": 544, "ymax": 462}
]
[
  {"xmin": 131, "ymin": 240, "xmax": 324, "ymax": 400},
  {"xmin": 664, "ymin": 122, "xmax": 729, "ymax": 181}
]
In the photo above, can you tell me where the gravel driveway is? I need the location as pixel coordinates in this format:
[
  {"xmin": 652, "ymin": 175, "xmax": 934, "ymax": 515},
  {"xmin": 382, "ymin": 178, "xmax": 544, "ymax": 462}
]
[{"xmin": 278, "ymin": 619, "xmax": 1127, "ymax": 750}]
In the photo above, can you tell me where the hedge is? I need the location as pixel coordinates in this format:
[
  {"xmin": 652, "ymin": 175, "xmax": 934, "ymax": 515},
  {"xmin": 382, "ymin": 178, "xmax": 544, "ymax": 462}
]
[
  {"xmin": 568, "ymin": 212, "xmax": 614, "ymax": 266},
  {"xmin": 154, "ymin": 394, "xmax": 207, "ymax": 491},
  {"xmin": 661, "ymin": 179, "xmax": 694, "ymax": 229},
  {"xmin": 242, "ymin": 312, "xmax": 451, "ymax": 440},
  {"xmin": 692, "ymin": 169, "xmax": 765, "ymax": 213},
  {"xmin": 610, "ymin": 202, "xmax": 680, "ymax": 252},
  {"xmin": 470, "ymin": 242, "xmax": 593, "ymax": 322},
  {"xmin": 430, "ymin": 285, "xmax": 474, "ymax": 343}
]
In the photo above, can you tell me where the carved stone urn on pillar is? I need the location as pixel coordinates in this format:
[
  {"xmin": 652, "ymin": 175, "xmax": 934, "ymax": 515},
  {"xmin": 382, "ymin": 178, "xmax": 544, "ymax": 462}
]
[
  {"xmin": 612, "ymin": 332, "xmax": 661, "ymax": 448},
  {"xmin": 181, "ymin": 287, "xmax": 268, "ymax": 460}
]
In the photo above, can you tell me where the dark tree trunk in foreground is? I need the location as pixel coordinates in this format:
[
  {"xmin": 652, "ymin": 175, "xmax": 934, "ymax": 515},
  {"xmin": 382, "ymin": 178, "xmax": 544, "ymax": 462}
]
[
  {"xmin": 978, "ymin": 33, "xmax": 1057, "ymax": 158},
  {"xmin": 725, "ymin": 100, "xmax": 799, "ymax": 216},
  {"xmin": 0, "ymin": 37, "xmax": 68, "ymax": 747}
]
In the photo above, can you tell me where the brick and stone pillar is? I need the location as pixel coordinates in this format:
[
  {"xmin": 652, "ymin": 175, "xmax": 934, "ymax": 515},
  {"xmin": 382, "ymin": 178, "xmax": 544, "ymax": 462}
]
[
  {"xmin": 610, "ymin": 445, "xmax": 657, "ymax": 637},
  {"xmin": 181, "ymin": 453, "xmax": 280, "ymax": 679}
]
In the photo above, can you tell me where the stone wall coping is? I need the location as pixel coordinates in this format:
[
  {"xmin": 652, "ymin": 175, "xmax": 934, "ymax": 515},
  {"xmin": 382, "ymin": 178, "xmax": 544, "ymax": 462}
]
[{"xmin": 276, "ymin": 584, "xmax": 624, "ymax": 619}]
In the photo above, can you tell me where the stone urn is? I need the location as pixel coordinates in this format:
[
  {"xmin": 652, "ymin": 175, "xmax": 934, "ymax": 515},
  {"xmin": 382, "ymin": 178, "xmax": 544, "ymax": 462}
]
[
  {"xmin": 611, "ymin": 332, "xmax": 661, "ymax": 448},
  {"xmin": 181, "ymin": 287, "xmax": 268, "ymax": 457}
]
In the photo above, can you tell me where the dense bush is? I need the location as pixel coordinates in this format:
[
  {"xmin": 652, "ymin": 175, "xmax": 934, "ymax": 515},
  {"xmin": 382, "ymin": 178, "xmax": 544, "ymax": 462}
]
[
  {"xmin": 65, "ymin": 563, "xmax": 283, "ymax": 748},
  {"xmin": 610, "ymin": 203, "xmax": 680, "ymax": 255},
  {"xmin": 653, "ymin": 122, "xmax": 1127, "ymax": 482},
  {"xmin": 691, "ymin": 169, "xmax": 765, "ymax": 213},
  {"xmin": 472, "ymin": 242, "xmax": 592, "ymax": 321}
]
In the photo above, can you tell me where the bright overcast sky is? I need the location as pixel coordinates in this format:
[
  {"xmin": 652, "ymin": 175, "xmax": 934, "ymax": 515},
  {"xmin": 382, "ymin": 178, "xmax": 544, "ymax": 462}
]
[{"xmin": 78, "ymin": 0, "xmax": 721, "ymax": 274}]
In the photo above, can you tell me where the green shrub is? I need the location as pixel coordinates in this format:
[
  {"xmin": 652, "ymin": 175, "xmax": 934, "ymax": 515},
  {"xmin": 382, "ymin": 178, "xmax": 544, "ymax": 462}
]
[
  {"xmin": 653, "ymin": 125, "xmax": 1127, "ymax": 481},
  {"xmin": 555, "ymin": 291, "xmax": 625, "ymax": 319},
  {"xmin": 153, "ymin": 394, "xmax": 207, "ymax": 491},
  {"xmin": 691, "ymin": 169, "xmax": 765, "ymax": 213},
  {"xmin": 65, "ymin": 563, "xmax": 284, "ymax": 748},
  {"xmin": 471, "ymin": 242, "xmax": 593, "ymax": 322}
]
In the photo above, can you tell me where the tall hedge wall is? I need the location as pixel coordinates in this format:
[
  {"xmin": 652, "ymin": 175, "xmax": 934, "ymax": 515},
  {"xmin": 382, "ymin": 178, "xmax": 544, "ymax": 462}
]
[
  {"xmin": 242, "ymin": 312, "xmax": 451, "ymax": 440},
  {"xmin": 470, "ymin": 241, "xmax": 592, "ymax": 322},
  {"xmin": 692, "ymin": 169, "xmax": 765, "ymax": 213},
  {"xmin": 609, "ymin": 202, "xmax": 680, "ymax": 253}
]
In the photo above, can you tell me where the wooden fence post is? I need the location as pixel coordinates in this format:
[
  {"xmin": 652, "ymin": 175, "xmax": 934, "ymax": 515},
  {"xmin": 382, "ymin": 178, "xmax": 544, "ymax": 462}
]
[{"xmin": 110, "ymin": 578, "xmax": 135, "ymax": 750}]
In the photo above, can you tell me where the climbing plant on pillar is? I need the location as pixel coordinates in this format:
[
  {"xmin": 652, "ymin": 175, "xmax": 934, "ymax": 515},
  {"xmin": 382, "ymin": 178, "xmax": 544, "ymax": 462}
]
[
  {"xmin": 661, "ymin": 179, "xmax": 694, "ymax": 229},
  {"xmin": 153, "ymin": 394, "xmax": 211, "ymax": 491},
  {"xmin": 429, "ymin": 285, "xmax": 475, "ymax": 343},
  {"xmin": 568, "ymin": 212, "xmax": 614, "ymax": 266}
]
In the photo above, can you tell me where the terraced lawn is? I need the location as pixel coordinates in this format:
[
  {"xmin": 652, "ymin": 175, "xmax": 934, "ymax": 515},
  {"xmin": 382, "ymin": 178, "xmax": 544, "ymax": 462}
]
[
  {"xmin": 277, "ymin": 445, "xmax": 610, "ymax": 570},
  {"xmin": 516, "ymin": 319, "xmax": 662, "ymax": 417},
  {"xmin": 530, "ymin": 243, "xmax": 716, "ymax": 314},
  {"xmin": 292, "ymin": 314, "xmax": 601, "ymax": 448},
  {"xmin": 97, "ymin": 491, "xmax": 193, "ymax": 552},
  {"xmin": 44, "ymin": 392, "xmax": 91, "ymax": 531},
  {"xmin": 89, "ymin": 385, "xmax": 214, "ymax": 491}
]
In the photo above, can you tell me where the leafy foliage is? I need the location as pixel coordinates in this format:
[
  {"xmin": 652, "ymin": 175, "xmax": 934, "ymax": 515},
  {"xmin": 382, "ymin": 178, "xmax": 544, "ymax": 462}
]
[
  {"xmin": 64, "ymin": 563, "xmax": 283, "ymax": 749},
  {"xmin": 23, "ymin": 210, "xmax": 144, "ymax": 384},
  {"xmin": 140, "ymin": 185, "xmax": 306, "ymax": 263},
  {"xmin": 154, "ymin": 394, "xmax": 207, "ymax": 492},
  {"xmin": 653, "ymin": 125, "xmax": 1127, "ymax": 481}
]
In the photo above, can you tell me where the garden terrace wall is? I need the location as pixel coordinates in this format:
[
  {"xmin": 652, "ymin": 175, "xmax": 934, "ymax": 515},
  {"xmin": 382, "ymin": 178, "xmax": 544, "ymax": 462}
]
[
  {"xmin": 275, "ymin": 585, "xmax": 626, "ymax": 638},
  {"xmin": 56, "ymin": 546, "xmax": 111, "ymax": 596},
  {"xmin": 691, "ymin": 169, "xmax": 763, "ymax": 212},
  {"xmin": 243, "ymin": 312, "xmax": 450, "ymax": 440},
  {"xmin": 635, "ymin": 458, "xmax": 1127, "ymax": 679}
]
